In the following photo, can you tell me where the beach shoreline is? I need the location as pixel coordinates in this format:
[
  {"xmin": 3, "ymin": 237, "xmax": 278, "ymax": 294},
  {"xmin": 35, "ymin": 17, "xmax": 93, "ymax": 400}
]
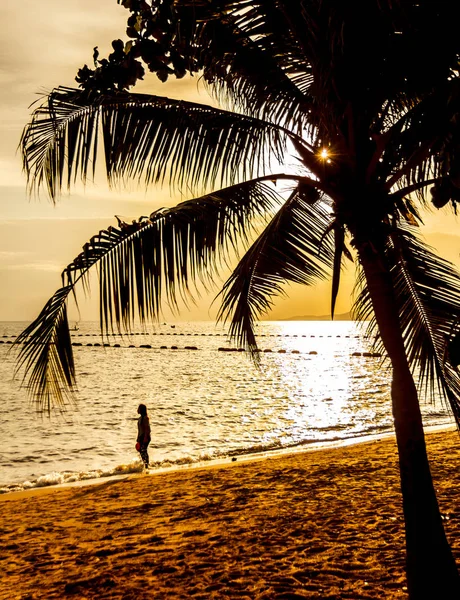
[
  {"xmin": 1, "ymin": 428, "xmax": 459, "ymax": 599},
  {"xmin": 1, "ymin": 422, "xmax": 455, "ymax": 501}
]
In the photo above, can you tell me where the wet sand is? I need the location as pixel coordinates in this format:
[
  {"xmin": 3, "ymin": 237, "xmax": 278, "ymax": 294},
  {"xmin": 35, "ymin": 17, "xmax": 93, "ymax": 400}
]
[{"xmin": 1, "ymin": 429, "xmax": 459, "ymax": 599}]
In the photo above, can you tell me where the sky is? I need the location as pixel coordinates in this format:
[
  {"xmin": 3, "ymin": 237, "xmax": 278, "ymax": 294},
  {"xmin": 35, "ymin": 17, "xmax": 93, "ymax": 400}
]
[{"xmin": 1, "ymin": 1, "xmax": 460, "ymax": 324}]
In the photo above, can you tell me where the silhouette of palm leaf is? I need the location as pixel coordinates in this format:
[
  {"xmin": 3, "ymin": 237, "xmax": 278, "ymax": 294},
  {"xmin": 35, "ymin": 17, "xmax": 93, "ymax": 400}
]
[
  {"xmin": 217, "ymin": 187, "xmax": 334, "ymax": 351},
  {"xmin": 192, "ymin": 3, "xmax": 315, "ymax": 130},
  {"xmin": 21, "ymin": 87, "xmax": 291, "ymax": 200},
  {"xmin": 14, "ymin": 286, "xmax": 75, "ymax": 412},
  {"xmin": 14, "ymin": 178, "xmax": 285, "ymax": 408},
  {"xmin": 354, "ymin": 224, "xmax": 460, "ymax": 425},
  {"xmin": 379, "ymin": 80, "xmax": 460, "ymax": 195}
]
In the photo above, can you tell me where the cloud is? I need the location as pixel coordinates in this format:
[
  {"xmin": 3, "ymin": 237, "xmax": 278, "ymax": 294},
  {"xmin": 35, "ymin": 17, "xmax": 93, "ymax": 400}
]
[
  {"xmin": 1, "ymin": 261, "xmax": 62, "ymax": 272},
  {"xmin": 0, "ymin": 250, "xmax": 29, "ymax": 258}
]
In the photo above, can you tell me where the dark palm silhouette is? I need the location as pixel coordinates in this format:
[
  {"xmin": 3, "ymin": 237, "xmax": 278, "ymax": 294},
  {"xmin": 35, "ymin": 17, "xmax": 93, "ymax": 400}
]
[{"xmin": 17, "ymin": 1, "xmax": 460, "ymax": 596}]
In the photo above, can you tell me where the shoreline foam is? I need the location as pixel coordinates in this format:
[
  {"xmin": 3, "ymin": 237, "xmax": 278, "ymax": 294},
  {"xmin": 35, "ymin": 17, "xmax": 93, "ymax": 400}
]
[{"xmin": 1, "ymin": 422, "xmax": 455, "ymax": 499}]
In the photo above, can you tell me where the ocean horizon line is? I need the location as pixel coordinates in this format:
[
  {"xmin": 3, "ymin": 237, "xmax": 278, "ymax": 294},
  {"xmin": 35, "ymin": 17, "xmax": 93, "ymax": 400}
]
[{"xmin": 1, "ymin": 314, "xmax": 357, "ymax": 324}]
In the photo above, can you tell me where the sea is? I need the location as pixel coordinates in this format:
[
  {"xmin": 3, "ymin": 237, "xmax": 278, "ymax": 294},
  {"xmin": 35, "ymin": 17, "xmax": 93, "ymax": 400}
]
[{"xmin": 0, "ymin": 320, "xmax": 454, "ymax": 494}]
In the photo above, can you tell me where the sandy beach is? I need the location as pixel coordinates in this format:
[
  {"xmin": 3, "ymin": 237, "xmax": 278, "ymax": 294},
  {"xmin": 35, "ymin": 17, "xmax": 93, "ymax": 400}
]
[{"xmin": 1, "ymin": 430, "xmax": 459, "ymax": 600}]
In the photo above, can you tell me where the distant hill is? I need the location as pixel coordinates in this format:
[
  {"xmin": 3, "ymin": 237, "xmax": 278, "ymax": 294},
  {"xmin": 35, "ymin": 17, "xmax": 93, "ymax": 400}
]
[{"xmin": 283, "ymin": 311, "xmax": 353, "ymax": 321}]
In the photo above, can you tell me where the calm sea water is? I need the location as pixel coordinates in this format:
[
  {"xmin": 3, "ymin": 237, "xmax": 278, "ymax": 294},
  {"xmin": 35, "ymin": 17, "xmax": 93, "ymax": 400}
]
[{"xmin": 0, "ymin": 320, "xmax": 453, "ymax": 493}]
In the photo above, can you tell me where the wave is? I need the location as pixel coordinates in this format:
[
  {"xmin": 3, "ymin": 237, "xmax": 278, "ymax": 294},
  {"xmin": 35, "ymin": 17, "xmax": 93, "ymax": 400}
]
[
  {"xmin": 0, "ymin": 460, "xmax": 144, "ymax": 495},
  {"xmin": 0, "ymin": 429, "xmax": 399, "ymax": 495}
]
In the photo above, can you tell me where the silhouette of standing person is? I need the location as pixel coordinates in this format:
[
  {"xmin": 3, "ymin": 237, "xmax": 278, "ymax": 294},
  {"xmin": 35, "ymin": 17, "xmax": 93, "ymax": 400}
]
[{"xmin": 136, "ymin": 403, "xmax": 151, "ymax": 469}]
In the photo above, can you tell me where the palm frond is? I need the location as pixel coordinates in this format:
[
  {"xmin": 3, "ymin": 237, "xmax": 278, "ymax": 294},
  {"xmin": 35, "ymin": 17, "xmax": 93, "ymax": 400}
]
[
  {"xmin": 330, "ymin": 221, "xmax": 347, "ymax": 319},
  {"xmin": 21, "ymin": 87, "xmax": 291, "ymax": 200},
  {"xmin": 192, "ymin": 2, "xmax": 316, "ymax": 131},
  {"xmin": 217, "ymin": 186, "xmax": 334, "ymax": 352},
  {"xmin": 14, "ymin": 178, "xmax": 286, "ymax": 407},
  {"xmin": 67, "ymin": 178, "xmax": 285, "ymax": 333},
  {"xmin": 14, "ymin": 286, "xmax": 75, "ymax": 413},
  {"xmin": 375, "ymin": 79, "xmax": 460, "ymax": 199},
  {"xmin": 355, "ymin": 224, "xmax": 460, "ymax": 425}
]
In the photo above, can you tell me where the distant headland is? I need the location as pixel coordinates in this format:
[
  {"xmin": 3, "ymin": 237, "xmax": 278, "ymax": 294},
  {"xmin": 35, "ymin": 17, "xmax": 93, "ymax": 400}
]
[{"xmin": 282, "ymin": 312, "xmax": 353, "ymax": 321}]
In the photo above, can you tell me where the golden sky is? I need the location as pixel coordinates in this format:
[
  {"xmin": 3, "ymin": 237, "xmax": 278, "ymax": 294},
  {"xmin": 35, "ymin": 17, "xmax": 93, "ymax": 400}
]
[{"xmin": 1, "ymin": 0, "xmax": 460, "ymax": 323}]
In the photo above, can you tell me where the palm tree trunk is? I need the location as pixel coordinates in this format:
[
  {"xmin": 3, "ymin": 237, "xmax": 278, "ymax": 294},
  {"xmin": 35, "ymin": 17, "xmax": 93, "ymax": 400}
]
[{"xmin": 358, "ymin": 244, "xmax": 460, "ymax": 599}]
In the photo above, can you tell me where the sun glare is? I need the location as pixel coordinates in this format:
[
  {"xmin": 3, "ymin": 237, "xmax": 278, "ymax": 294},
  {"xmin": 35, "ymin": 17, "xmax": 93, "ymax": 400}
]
[{"xmin": 320, "ymin": 148, "xmax": 329, "ymax": 159}]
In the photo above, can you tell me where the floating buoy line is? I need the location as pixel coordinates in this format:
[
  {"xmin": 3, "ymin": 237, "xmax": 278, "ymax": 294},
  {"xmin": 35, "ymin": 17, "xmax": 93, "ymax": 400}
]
[
  {"xmin": 1, "ymin": 333, "xmax": 384, "ymax": 358},
  {"xmin": 1, "ymin": 332, "xmax": 378, "ymax": 339}
]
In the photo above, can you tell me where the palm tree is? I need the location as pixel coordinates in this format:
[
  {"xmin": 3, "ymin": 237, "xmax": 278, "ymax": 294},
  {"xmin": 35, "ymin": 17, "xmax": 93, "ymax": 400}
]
[{"xmin": 17, "ymin": 1, "xmax": 460, "ymax": 597}]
